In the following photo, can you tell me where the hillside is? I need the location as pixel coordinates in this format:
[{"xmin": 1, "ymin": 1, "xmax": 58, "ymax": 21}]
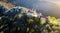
[{"xmin": 0, "ymin": 4, "xmax": 60, "ymax": 33}]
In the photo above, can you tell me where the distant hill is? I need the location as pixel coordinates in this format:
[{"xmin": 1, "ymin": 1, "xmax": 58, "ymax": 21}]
[{"xmin": 2, "ymin": 0, "xmax": 60, "ymax": 18}]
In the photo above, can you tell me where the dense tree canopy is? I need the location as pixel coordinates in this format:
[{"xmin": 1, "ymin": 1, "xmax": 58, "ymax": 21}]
[{"xmin": 0, "ymin": 5, "xmax": 60, "ymax": 33}]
